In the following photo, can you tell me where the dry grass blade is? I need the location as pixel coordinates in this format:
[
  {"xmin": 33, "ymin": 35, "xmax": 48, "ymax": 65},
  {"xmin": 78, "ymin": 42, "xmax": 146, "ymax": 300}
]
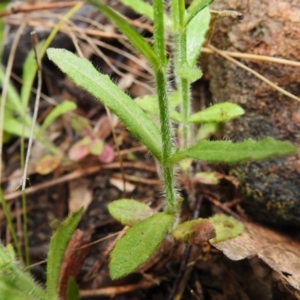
[{"xmin": 202, "ymin": 47, "xmax": 300, "ymax": 68}]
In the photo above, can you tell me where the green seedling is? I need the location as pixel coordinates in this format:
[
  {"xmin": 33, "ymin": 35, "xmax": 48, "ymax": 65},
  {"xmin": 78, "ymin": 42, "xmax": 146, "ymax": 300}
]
[
  {"xmin": 0, "ymin": 208, "xmax": 83, "ymax": 300},
  {"xmin": 46, "ymin": 0, "xmax": 297, "ymax": 280}
]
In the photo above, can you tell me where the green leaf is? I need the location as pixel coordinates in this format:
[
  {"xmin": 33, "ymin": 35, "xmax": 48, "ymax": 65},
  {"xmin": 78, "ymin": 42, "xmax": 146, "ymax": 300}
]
[
  {"xmin": 153, "ymin": 0, "xmax": 167, "ymax": 66},
  {"xmin": 3, "ymin": 111, "xmax": 31, "ymax": 138},
  {"xmin": 109, "ymin": 212, "xmax": 174, "ymax": 279},
  {"xmin": 177, "ymin": 67, "xmax": 203, "ymax": 82},
  {"xmin": 208, "ymin": 214, "xmax": 244, "ymax": 243},
  {"xmin": 170, "ymin": 110, "xmax": 183, "ymax": 122},
  {"xmin": 35, "ymin": 155, "xmax": 61, "ymax": 175},
  {"xmin": 66, "ymin": 277, "xmax": 81, "ymax": 300},
  {"xmin": 21, "ymin": 41, "xmax": 45, "ymax": 108},
  {"xmin": 86, "ymin": 0, "xmax": 160, "ymax": 71},
  {"xmin": 47, "ymin": 48, "xmax": 162, "ymax": 161},
  {"xmin": 108, "ymin": 199, "xmax": 153, "ymax": 226},
  {"xmin": 135, "ymin": 92, "xmax": 180, "ymax": 113},
  {"xmin": 0, "ymin": 66, "xmax": 34, "ymax": 130},
  {"xmin": 194, "ymin": 172, "xmax": 220, "ymax": 184},
  {"xmin": 46, "ymin": 207, "xmax": 84, "ymax": 299},
  {"xmin": 185, "ymin": 0, "xmax": 214, "ymax": 26},
  {"xmin": 186, "ymin": 6, "xmax": 211, "ymax": 67},
  {"xmin": 0, "ymin": 66, "xmax": 22, "ymax": 112},
  {"xmin": 170, "ymin": 137, "xmax": 298, "ymax": 164},
  {"xmin": 0, "ymin": 243, "xmax": 46, "ymax": 300},
  {"xmin": 70, "ymin": 115, "xmax": 92, "ymax": 135},
  {"xmin": 120, "ymin": 0, "xmax": 153, "ymax": 22},
  {"xmin": 188, "ymin": 102, "xmax": 245, "ymax": 123},
  {"xmin": 119, "ymin": 0, "xmax": 172, "ymax": 28},
  {"xmin": 135, "ymin": 95, "xmax": 159, "ymax": 114},
  {"xmin": 196, "ymin": 122, "xmax": 220, "ymax": 140},
  {"xmin": 2, "ymin": 131, "xmax": 11, "ymax": 143},
  {"xmin": 172, "ymin": 218, "xmax": 216, "ymax": 244},
  {"xmin": 40, "ymin": 100, "xmax": 77, "ymax": 133},
  {"xmin": 88, "ymin": 138, "xmax": 104, "ymax": 155}
]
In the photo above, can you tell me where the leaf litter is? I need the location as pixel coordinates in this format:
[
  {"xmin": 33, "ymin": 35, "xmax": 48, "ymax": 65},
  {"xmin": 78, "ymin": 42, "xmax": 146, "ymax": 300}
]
[{"xmin": 213, "ymin": 221, "xmax": 300, "ymax": 292}]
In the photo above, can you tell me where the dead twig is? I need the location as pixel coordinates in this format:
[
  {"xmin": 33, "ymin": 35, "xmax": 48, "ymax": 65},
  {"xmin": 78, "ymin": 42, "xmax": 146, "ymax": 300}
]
[
  {"xmin": 80, "ymin": 278, "xmax": 157, "ymax": 298},
  {"xmin": 0, "ymin": 1, "xmax": 80, "ymax": 18},
  {"xmin": 4, "ymin": 161, "xmax": 157, "ymax": 201}
]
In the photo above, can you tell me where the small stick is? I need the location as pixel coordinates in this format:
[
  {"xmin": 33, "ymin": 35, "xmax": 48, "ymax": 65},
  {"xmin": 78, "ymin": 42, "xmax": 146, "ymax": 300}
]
[
  {"xmin": 0, "ymin": 2, "xmax": 80, "ymax": 18},
  {"xmin": 4, "ymin": 161, "xmax": 157, "ymax": 201}
]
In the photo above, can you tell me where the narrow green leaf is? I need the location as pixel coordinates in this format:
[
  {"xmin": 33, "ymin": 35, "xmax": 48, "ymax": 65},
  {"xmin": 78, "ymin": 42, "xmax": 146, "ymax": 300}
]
[
  {"xmin": 186, "ymin": 7, "xmax": 211, "ymax": 67},
  {"xmin": 209, "ymin": 214, "xmax": 244, "ymax": 243},
  {"xmin": 86, "ymin": 0, "xmax": 160, "ymax": 71},
  {"xmin": 0, "ymin": 67, "xmax": 34, "ymax": 132},
  {"xmin": 108, "ymin": 199, "xmax": 153, "ymax": 226},
  {"xmin": 47, "ymin": 48, "xmax": 162, "ymax": 161},
  {"xmin": 185, "ymin": 0, "xmax": 214, "ymax": 26},
  {"xmin": 153, "ymin": 0, "xmax": 167, "ymax": 66},
  {"xmin": 0, "ymin": 66, "xmax": 22, "ymax": 112},
  {"xmin": 135, "ymin": 92, "xmax": 180, "ymax": 116},
  {"xmin": 46, "ymin": 207, "xmax": 84, "ymax": 299},
  {"xmin": 120, "ymin": 0, "xmax": 153, "ymax": 23},
  {"xmin": 40, "ymin": 100, "xmax": 76, "ymax": 133},
  {"xmin": 0, "ymin": 243, "xmax": 46, "ymax": 300},
  {"xmin": 171, "ymin": 137, "xmax": 298, "ymax": 164},
  {"xmin": 66, "ymin": 277, "xmax": 81, "ymax": 300},
  {"xmin": 21, "ymin": 41, "xmax": 45, "ymax": 108},
  {"xmin": 188, "ymin": 102, "xmax": 245, "ymax": 123},
  {"xmin": 70, "ymin": 115, "xmax": 92, "ymax": 135},
  {"xmin": 119, "ymin": 0, "xmax": 172, "ymax": 28},
  {"xmin": 109, "ymin": 212, "xmax": 174, "ymax": 279},
  {"xmin": 177, "ymin": 67, "xmax": 203, "ymax": 82},
  {"xmin": 3, "ymin": 112, "xmax": 31, "ymax": 138}
]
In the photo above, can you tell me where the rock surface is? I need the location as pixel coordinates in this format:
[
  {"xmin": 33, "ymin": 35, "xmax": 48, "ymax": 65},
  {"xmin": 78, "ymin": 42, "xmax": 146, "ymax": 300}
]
[{"xmin": 208, "ymin": 0, "xmax": 300, "ymax": 227}]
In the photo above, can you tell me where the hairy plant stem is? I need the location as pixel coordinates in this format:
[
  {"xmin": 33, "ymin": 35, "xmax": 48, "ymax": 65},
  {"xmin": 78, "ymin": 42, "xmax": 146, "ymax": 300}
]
[
  {"xmin": 153, "ymin": 0, "xmax": 177, "ymax": 215},
  {"xmin": 155, "ymin": 69, "xmax": 177, "ymax": 215},
  {"xmin": 172, "ymin": 0, "xmax": 191, "ymax": 149}
]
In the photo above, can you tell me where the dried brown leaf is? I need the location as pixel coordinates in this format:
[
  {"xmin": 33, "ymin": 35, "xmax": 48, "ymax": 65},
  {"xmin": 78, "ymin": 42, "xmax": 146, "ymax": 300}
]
[
  {"xmin": 58, "ymin": 229, "xmax": 90, "ymax": 300},
  {"xmin": 213, "ymin": 222, "xmax": 300, "ymax": 291}
]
